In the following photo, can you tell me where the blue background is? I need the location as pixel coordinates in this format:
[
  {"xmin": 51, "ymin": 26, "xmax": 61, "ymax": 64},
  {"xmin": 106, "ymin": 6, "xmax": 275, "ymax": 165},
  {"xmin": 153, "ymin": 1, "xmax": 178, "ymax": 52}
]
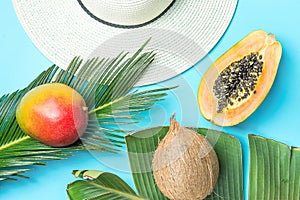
[{"xmin": 1, "ymin": 0, "xmax": 300, "ymax": 199}]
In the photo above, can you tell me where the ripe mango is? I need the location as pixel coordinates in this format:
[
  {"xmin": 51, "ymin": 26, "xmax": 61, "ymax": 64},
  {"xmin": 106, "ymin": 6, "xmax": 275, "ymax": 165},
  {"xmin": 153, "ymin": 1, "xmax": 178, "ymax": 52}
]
[{"xmin": 16, "ymin": 83, "xmax": 88, "ymax": 147}]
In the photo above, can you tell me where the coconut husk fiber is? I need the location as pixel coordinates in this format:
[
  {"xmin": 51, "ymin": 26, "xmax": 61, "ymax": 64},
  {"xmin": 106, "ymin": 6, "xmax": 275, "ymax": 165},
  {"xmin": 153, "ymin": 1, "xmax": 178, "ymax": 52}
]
[{"xmin": 152, "ymin": 115, "xmax": 219, "ymax": 200}]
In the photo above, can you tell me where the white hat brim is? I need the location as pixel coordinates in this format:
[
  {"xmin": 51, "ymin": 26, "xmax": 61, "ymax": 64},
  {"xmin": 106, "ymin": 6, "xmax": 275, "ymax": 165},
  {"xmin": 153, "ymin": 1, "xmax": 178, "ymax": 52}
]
[{"xmin": 13, "ymin": 0, "xmax": 237, "ymax": 86}]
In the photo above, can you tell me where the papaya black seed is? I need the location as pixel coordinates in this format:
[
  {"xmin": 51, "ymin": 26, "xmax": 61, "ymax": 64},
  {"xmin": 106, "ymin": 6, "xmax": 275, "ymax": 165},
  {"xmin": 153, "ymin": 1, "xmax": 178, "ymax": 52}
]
[{"xmin": 213, "ymin": 52, "xmax": 263, "ymax": 112}]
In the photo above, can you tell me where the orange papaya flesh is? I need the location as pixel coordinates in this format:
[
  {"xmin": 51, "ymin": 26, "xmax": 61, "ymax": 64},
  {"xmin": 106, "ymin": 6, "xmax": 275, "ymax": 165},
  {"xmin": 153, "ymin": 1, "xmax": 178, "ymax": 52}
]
[{"xmin": 198, "ymin": 30, "xmax": 282, "ymax": 126}]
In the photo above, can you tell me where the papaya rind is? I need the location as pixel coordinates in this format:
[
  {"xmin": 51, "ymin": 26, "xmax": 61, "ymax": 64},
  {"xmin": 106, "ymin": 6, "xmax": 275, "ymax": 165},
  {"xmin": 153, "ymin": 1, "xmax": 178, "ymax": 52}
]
[{"xmin": 198, "ymin": 30, "xmax": 282, "ymax": 126}]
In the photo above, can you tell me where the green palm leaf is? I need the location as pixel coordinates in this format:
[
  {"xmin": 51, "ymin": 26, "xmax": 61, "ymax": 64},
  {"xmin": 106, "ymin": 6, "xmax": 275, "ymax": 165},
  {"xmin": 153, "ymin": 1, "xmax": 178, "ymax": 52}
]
[
  {"xmin": 0, "ymin": 41, "xmax": 172, "ymax": 182},
  {"xmin": 67, "ymin": 170, "xmax": 144, "ymax": 200}
]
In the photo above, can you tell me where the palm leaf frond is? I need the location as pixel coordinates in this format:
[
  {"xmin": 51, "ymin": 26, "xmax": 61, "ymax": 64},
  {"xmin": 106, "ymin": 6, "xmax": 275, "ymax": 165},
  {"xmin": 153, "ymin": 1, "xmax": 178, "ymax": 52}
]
[
  {"xmin": 67, "ymin": 170, "xmax": 144, "ymax": 200},
  {"xmin": 83, "ymin": 87, "xmax": 175, "ymax": 149},
  {"xmin": 0, "ymin": 41, "xmax": 172, "ymax": 182}
]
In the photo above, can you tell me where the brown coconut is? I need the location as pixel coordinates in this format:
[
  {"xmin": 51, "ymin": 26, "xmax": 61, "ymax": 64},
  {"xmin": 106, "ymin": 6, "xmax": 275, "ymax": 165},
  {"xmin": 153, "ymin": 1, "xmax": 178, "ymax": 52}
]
[{"xmin": 152, "ymin": 115, "xmax": 219, "ymax": 200}]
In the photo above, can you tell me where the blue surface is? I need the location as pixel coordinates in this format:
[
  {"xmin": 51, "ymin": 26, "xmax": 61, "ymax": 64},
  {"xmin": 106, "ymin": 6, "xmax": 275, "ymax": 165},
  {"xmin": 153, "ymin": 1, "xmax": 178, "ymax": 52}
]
[{"xmin": 1, "ymin": 0, "xmax": 300, "ymax": 199}]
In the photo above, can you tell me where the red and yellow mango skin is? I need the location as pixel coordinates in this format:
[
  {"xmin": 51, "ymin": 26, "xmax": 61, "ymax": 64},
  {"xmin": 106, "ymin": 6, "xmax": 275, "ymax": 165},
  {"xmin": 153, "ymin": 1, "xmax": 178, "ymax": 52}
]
[{"xmin": 16, "ymin": 83, "xmax": 88, "ymax": 147}]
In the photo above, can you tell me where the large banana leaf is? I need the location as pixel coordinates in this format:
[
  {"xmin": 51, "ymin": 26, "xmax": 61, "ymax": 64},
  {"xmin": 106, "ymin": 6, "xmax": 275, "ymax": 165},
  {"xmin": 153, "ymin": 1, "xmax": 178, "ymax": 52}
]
[
  {"xmin": 249, "ymin": 134, "xmax": 300, "ymax": 200},
  {"xmin": 0, "ymin": 42, "xmax": 171, "ymax": 182},
  {"xmin": 67, "ymin": 170, "xmax": 144, "ymax": 200},
  {"xmin": 125, "ymin": 127, "xmax": 243, "ymax": 200},
  {"xmin": 67, "ymin": 132, "xmax": 300, "ymax": 200}
]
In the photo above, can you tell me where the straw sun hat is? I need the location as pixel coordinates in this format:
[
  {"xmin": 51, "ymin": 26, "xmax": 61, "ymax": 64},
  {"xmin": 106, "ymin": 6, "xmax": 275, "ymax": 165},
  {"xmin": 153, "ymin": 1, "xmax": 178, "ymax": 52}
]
[{"xmin": 13, "ymin": 0, "xmax": 237, "ymax": 86}]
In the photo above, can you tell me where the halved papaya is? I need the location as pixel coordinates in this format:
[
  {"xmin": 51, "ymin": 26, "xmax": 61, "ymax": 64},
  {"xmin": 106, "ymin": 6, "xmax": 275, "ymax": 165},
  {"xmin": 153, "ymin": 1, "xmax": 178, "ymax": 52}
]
[{"xmin": 198, "ymin": 30, "xmax": 282, "ymax": 126}]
